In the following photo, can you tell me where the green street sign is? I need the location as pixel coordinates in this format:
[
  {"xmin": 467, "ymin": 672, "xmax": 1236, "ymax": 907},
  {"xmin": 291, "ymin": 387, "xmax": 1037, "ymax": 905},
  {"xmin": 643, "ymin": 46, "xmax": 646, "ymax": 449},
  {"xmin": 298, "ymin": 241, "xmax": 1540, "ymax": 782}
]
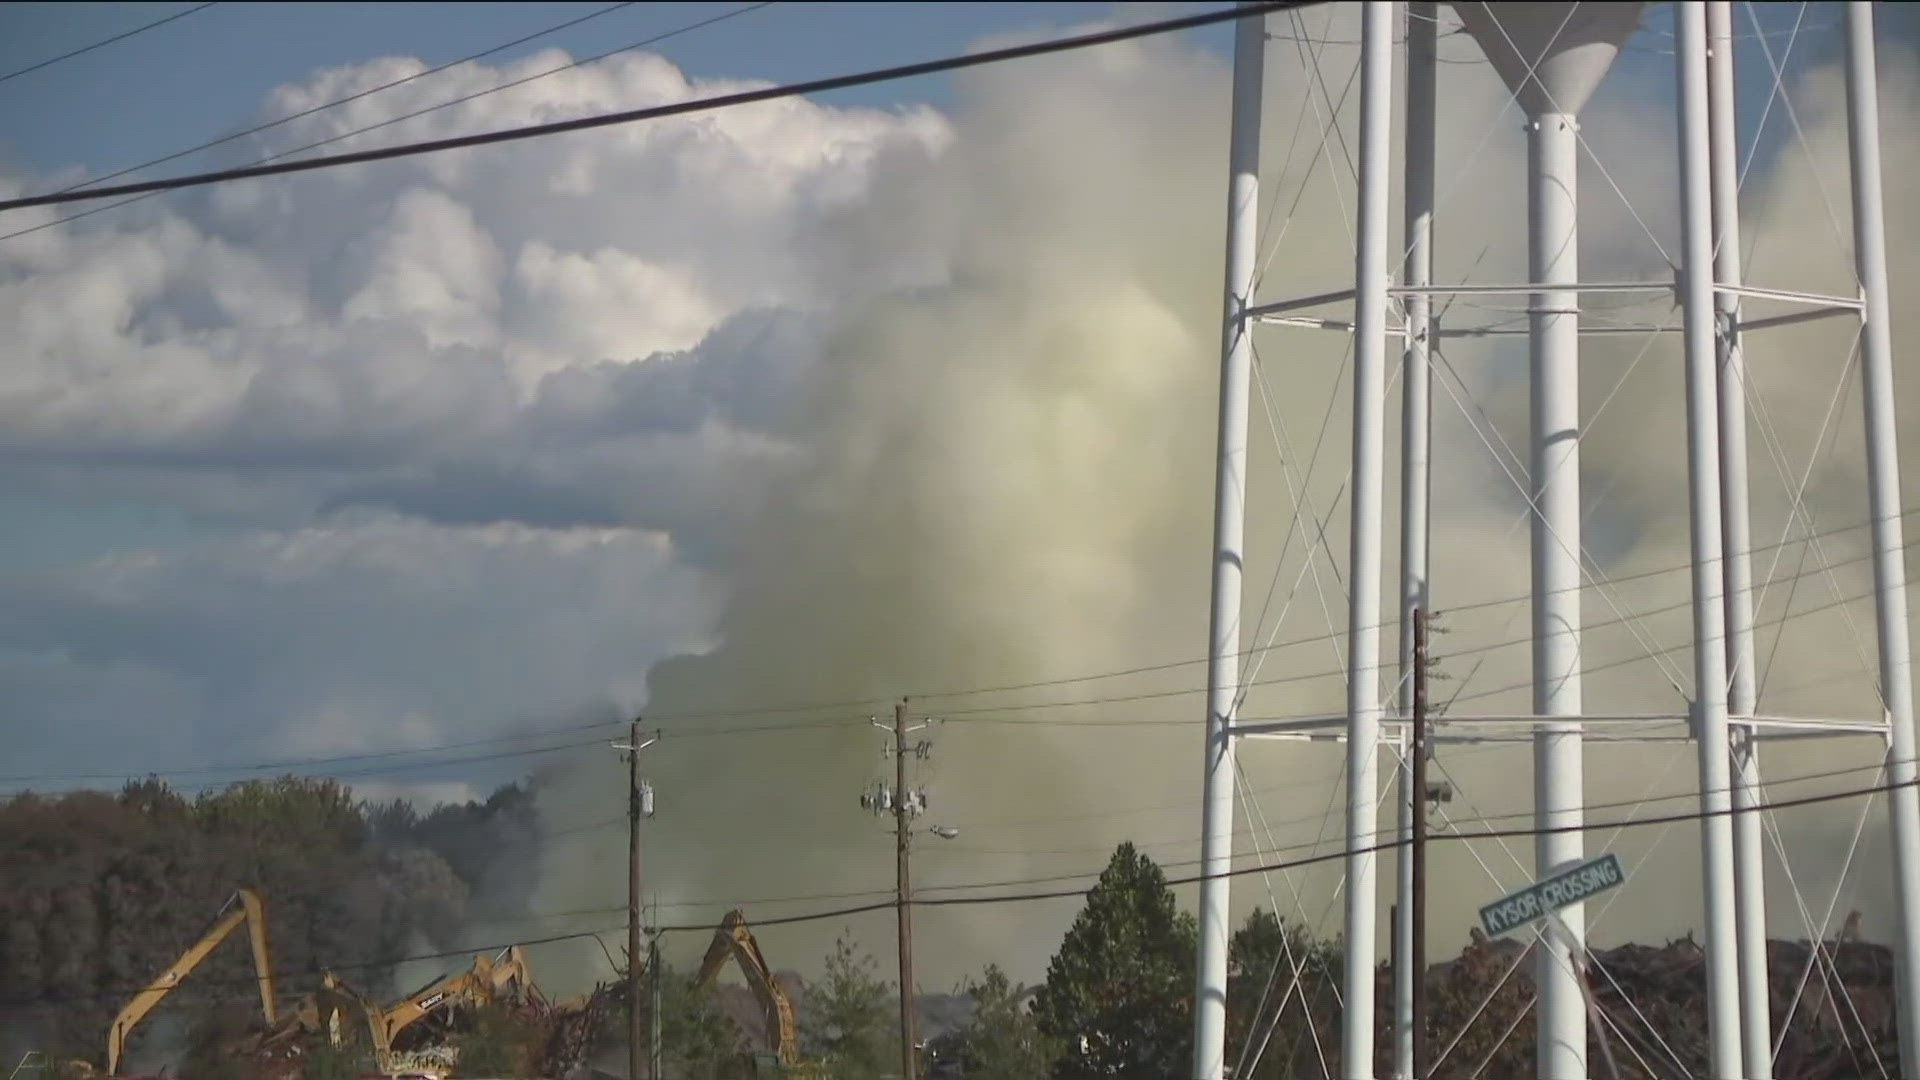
[{"xmin": 1478, "ymin": 853, "xmax": 1625, "ymax": 938}]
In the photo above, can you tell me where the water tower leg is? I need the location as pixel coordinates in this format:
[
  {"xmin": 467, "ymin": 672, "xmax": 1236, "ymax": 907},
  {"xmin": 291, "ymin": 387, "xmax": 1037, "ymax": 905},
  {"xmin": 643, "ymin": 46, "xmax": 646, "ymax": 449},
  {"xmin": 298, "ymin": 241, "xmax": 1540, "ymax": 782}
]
[
  {"xmin": 1190, "ymin": 6, "xmax": 1263, "ymax": 1079},
  {"xmin": 1842, "ymin": 5, "xmax": 1920, "ymax": 1076},
  {"xmin": 1527, "ymin": 103, "xmax": 1588, "ymax": 1080},
  {"xmin": 1344, "ymin": 6, "xmax": 1395, "ymax": 1078},
  {"xmin": 1677, "ymin": 7, "xmax": 1745, "ymax": 1075},
  {"xmin": 1705, "ymin": 2, "xmax": 1771, "ymax": 1073}
]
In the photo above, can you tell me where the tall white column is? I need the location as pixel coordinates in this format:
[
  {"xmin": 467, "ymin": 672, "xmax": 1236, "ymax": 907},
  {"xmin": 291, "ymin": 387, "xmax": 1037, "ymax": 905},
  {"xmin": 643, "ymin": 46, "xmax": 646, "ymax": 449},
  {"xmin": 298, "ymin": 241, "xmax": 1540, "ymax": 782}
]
[
  {"xmin": 1393, "ymin": 5, "xmax": 1437, "ymax": 1078},
  {"xmin": 1191, "ymin": 7, "xmax": 1263, "ymax": 1078},
  {"xmin": 1527, "ymin": 104, "xmax": 1588, "ymax": 1080},
  {"xmin": 1705, "ymin": 3, "xmax": 1771, "ymax": 1074},
  {"xmin": 1448, "ymin": 8, "xmax": 1642, "ymax": 1075},
  {"xmin": 1677, "ymin": 7, "xmax": 1745, "ymax": 1077},
  {"xmin": 1842, "ymin": 5, "xmax": 1920, "ymax": 1076},
  {"xmin": 1343, "ymin": 6, "xmax": 1395, "ymax": 1077}
]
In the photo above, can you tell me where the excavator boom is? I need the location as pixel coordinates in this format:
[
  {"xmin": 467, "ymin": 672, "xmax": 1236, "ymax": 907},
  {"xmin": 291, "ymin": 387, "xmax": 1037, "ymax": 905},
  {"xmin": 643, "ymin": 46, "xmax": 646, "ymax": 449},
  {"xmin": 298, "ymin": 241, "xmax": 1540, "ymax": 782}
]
[
  {"xmin": 106, "ymin": 888, "xmax": 276, "ymax": 1075},
  {"xmin": 694, "ymin": 910, "xmax": 799, "ymax": 1066},
  {"xmin": 364, "ymin": 946, "xmax": 534, "ymax": 1060}
]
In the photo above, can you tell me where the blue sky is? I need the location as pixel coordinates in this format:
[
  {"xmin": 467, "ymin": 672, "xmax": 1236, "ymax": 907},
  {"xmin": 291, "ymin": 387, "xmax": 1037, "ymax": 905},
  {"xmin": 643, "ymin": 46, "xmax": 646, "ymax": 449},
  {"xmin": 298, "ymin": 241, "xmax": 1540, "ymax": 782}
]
[
  {"xmin": 0, "ymin": 2, "xmax": 1237, "ymax": 179},
  {"xmin": 0, "ymin": 3, "xmax": 1898, "ymax": 204}
]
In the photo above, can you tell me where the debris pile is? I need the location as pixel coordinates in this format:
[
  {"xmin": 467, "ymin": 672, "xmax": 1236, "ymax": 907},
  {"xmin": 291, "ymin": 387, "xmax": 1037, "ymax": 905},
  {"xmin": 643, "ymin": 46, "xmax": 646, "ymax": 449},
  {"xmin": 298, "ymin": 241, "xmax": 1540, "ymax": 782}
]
[
  {"xmin": 1425, "ymin": 923, "xmax": 1900, "ymax": 1079},
  {"xmin": 519, "ymin": 981, "xmax": 618, "ymax": 1077}
]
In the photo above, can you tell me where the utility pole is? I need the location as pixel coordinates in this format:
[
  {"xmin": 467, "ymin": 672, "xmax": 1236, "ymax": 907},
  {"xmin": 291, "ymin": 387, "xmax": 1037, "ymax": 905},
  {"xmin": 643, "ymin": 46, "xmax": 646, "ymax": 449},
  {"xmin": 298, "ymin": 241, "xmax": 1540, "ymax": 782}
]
[
  {"xmin": 894, "ymin": 700, "xmax": 916, "ymax": 1080},
  {"xmin": 613, "ymin": 720, "xmax": 658, "ymax": 1080},
  {"xmin": 860, "ymin": 702, "xmax": 950, "ymax": 1080},
  {"xmin": 1393, "ymin": 1, "xmax": 1436, "ymax": 1071},
  {"xmin": 1410, "ymin": 609, "xmax": 1429, "ymax": 1080},
  {"xmin": 648, "ymin": 927, "xmax": 663, "ymax": 1079}
]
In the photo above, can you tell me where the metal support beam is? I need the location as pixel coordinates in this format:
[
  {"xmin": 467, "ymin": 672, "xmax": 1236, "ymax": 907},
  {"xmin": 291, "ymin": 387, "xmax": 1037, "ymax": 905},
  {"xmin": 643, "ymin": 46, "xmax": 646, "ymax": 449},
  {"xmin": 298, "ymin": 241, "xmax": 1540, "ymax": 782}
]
[
  {"xmin": 1393, "ymin": 5, "xmax": 1436, "ymax": 1076},
  {"xmin": 1707, "ymin": 4, "xmax": 1771, "ymax": 1073},
  {"xmin": 1715, "ymin": 282, "xmax": 1864, "ymax": 308},
  {"xmin": 1344, "ymin": 6, "xmax": 1394, "ymax": 1076},
  {"xmin": 1244, "ymin": 287, "xmax": 1359, "ymax": 320},
  {"xmin": 1438, "ymin": 324, "xmax": 1680, "ymax": 339},
  {"xmin": 1677, "ymin": 8, "xmax": 1745, "ymax": 1075},
  {"xmin": 1731, "ymin": 305, "xmax": 1861, "ymax": 334},
  {"xmin": 1191, "ymin": 7, "xmax": 1263, "ymax": 1077},
  {"xmin": 1392, "ymin": 280, "xmax": 1674, "ymax": 296},
  {"xmin": 1528, "ymin": 102, "xmax": 1589, "ymax": 1080},
  {"xmin": 1843, "ymin": 5, "xmax": 1920, "ymax": 1075}
]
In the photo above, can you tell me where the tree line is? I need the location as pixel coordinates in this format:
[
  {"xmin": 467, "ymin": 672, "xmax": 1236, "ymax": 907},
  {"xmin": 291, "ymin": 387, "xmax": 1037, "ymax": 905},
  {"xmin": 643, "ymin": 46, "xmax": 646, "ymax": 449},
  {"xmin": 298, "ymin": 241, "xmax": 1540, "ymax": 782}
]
[
  {"xmin": 6, "ymin": 778, "xmax": 1893, "ymax": 1077},
  {"xmin": 632, "ymin": 842, "xmax": 1347, "ymax": 1079},
  {"xmin": 0, "ymin": 777, "xmax": 1348, "ymax": 1076},
  {"xmin": 0, "ymin": 776, "xmax": 540, "ymax": 1068}
]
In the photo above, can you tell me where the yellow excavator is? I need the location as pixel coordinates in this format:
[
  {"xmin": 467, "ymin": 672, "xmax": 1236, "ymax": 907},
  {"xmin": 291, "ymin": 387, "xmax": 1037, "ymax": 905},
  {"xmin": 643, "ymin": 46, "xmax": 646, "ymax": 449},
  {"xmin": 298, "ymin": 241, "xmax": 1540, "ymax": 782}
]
[
  {"xmin": 695, "ymin": 910, "xmax": 801, "ymax": 1069},
  {"xmin": 258, "ymin": 971, "xmax": 364, "ymax": 1051},
  {"xmin": 367, "ymin": 944, "xmax": 534, "ymax": 1053},
  {"xmin": 98, "ymin": 884, "xmax": 548, "ymax": 1078},
  {"xmin": 106, "ymin": 888, "xmax": 276, "ymax": 1075},
  {"xmin": 274, "ymin": 945, "xmax": 536, "ymax": 1078}
]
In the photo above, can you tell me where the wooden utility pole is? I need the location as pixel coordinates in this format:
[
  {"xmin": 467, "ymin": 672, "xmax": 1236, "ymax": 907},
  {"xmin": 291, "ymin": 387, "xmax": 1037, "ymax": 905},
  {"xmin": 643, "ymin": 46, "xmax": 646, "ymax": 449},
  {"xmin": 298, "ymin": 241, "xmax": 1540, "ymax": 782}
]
[
  {"xmin": 648, "ymin": 929, "xmax": 663, "ymax": 1079},
  {"xmin": 628, "ymin": 717, "xmax": 645, "ymax": 1080},
  {"xmin": 1411, "ymin": 609, "xmax": 1430, "ymax": 1080},
  {"xmin": 614, "ymin": 720, "xmax": 657, "ymax": 1078},
  {"xmin": 895, "ymin": 699, "xmax": 917, "ymax": 1080}
]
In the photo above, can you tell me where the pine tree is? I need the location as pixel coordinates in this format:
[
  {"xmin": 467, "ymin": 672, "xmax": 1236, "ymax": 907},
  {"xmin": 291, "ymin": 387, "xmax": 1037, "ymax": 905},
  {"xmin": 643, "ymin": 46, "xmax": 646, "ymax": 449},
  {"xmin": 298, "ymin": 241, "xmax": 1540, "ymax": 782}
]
[
  {"xmin": 939, "ymin": 964, "xmax": 1059, "ymax": 1078},
  {"xmin": 801, "ymin": 932, "xmax": 892, "ymax": 1077},
  {"xmin": 1032, "ymin": 843, "xmax": 1197, "ymax": 1077},
  {"xmin": 1224, "ymin": 907, "xmax": 1343, "ymax": 1078}
]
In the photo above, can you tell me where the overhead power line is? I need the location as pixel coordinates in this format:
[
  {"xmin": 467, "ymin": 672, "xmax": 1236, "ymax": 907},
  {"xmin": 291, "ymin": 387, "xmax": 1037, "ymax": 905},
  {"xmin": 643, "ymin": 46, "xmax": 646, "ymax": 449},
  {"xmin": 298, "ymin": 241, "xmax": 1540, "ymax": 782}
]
[
  {"xmin": 0, "ymin": 2, "xmax": 217, "ymax": 87},
  {"xmin": 933, "ymin": 539, "xmax": 1912, "ymax": 721},
  {"xmin": 3, "ymin": 490, "xmax": 1906, "ymax": 786},
  {"xmin": 619, "ymin": 747, "xmax": 1913, "ymax": 864},
  {"xmin": 0, "ymin": 1, "xmax": 1312, "ymax": 215},
  {"xmin": 0, "ymin": 718, "xmax": 625, "ymax": 785},
  {"xmin": 21, "ymin": 768, "xmax": 1911, "ymax": 1009},
  {"xmin": 870, "ymin": 774, "xmax": 1920, "ymax": 917},
  {"xmin": 50, "ymin": 1, "xmax": 644, "ymax": 198},
  {"xmin": 908, "ymin": 508, "xmax": 1919, "ymax": 704},
  {"xmin": 0, "ymin": 0, "xmax": 775, "ymax": 245},
  {"xmin": 3, "ymin": 518, "xmax": 1904, "ymax": 786},
  {"xmin": 0, "ymin": 715, "xmax": 872, "ymax": 786}
]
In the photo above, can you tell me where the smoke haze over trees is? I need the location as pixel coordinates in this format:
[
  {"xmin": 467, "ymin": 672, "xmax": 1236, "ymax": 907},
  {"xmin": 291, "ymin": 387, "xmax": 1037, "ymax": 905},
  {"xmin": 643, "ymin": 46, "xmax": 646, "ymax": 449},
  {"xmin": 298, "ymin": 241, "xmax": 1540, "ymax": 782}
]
[{"xmin": 0, "ymin": 776, "xmax": 537, "ymax": 1066}]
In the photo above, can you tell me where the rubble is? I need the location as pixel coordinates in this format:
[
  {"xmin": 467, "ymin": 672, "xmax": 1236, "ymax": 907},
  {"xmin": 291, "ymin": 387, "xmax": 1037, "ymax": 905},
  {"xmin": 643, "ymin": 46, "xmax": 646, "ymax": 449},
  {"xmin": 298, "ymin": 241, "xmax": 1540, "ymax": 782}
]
[{"xmin": 1422, "ymin": 928, "xmax": 1900, "ymax": 1079}]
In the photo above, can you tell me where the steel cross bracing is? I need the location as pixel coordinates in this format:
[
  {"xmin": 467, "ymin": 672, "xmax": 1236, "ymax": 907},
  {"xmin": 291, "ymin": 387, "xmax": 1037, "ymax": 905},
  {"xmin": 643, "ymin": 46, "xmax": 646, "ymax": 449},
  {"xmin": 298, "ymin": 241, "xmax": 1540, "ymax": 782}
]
[{"xmin": 1194, "ymin": 3, "xmax": 1920, "ymax": 1079}]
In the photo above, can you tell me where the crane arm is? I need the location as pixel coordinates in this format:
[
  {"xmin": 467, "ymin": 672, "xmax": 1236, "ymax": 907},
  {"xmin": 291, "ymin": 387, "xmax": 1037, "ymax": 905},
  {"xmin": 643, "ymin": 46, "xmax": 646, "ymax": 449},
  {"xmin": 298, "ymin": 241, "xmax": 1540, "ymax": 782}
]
[{"xmin": 107, "ymin": 888, "xmax": 276, "ymax": 1075}]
